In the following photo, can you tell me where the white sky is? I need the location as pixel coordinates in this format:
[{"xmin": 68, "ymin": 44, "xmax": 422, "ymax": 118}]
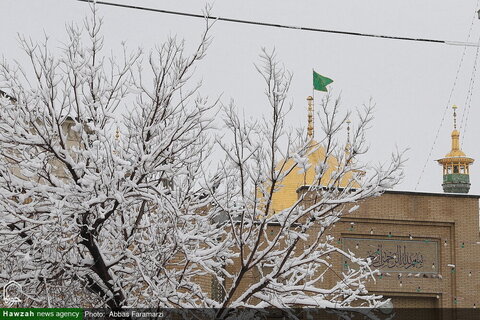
[{"xmin": 2, "ymin": 0, "xmax": 480, "ymax": 194}]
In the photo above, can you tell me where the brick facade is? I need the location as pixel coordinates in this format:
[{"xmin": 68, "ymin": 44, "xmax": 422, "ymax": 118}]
[{"xmin": 298, "ymin": 189, "xmax": 480, "ymax": 309}]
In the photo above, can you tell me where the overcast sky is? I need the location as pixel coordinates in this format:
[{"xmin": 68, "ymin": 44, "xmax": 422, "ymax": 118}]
[{"xmin": 2, "ymin": 0, "xmax": 480, "ymax": 194}]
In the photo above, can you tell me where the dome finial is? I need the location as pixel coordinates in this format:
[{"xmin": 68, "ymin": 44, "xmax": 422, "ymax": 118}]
[
  {"xmin": 345, "ymin": 119, "xmax": 351, "ymax": 153},
  {"xmin": 344, "ymin": 119, "xmax": 352, "ymax": 164},
  {"xmin": 346, "ymin": 119, "xmax": 351, "ymax": 142},
  {"xmin": 307, "ymin": 96, "xmax": 314, "ymax": 139}
]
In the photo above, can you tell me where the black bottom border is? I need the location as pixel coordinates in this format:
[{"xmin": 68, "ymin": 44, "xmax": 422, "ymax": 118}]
[{"xmin": 82, "ymin": 308, "xmax": 479, "ymax": 320}]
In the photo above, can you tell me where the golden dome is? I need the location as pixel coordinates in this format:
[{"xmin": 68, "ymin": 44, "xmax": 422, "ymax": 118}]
[
  {"xmin": 268, "ymin": 141, "xmax": 359, "ymax": 213},
  {"xmin": 259, "ymin": 97, "xmax": 362, "ymax": 213},
  {"xmin": 264, "ymin": 96, "xmax": 360, "ymax": 213}
]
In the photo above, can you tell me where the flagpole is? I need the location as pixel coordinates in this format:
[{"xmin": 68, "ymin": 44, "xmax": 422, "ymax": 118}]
[
  {"xmin": 311, "ymin": 71, "xmax": 333, "ymax": 140},
  {"xmin": 312, "ymin": 69, "xmax": 315, "ymax": 140},
  {"xmin": 312, "ymin": 68, "xmax": 315, "ymax": 105}
]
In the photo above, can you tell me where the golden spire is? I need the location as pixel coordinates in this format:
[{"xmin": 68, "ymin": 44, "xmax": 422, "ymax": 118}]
[
  {"xmin": 307, "ymin": 96, "xmax": 314, "ymax": 139},
  {"xmin": 346, "ymin": 119, "xmax": 351, "ymax": 143},
  {"xmin": 449, "ymin": 105, "xmax": 462, "ymax": 156},
  {"xmin": 453, "ymin": 104, "xmax": 457, "ymax": 130},
  {"xmin": 345, "ymin": 119, "xmax": 351, "ymax": 154}
]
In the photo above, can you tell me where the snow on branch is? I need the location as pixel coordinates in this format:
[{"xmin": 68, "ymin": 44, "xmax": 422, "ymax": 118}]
[{"xmin": 0, "ymin": 6, "xmax": 403, "ymax": 317}]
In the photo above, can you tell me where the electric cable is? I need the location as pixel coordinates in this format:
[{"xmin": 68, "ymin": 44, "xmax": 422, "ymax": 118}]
[
  {"xmin": 460, "ymin": 33, "xmax": 480, "ymax": 145},
  {"xmin": 414, "ymin": 0, "xmax": 480, "ymax": 190},
  {"xmin": 77, "ymin": 0, "xmax": 480, "ymax": 47},
  {"xmin": 76, "ymin": 0, "xmax": 480, "ymax": 189}
]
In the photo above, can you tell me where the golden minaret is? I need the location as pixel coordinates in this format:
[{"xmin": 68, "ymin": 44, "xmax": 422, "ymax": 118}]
[{"xmin": 436, "ymin": 105, "xmax": 474, "ymax": 193}]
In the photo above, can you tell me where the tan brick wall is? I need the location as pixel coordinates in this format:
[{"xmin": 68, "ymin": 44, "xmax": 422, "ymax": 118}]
[
  {"xmin": 211, "ymin": 190, "xmax": 480, "ymax": 309},
  {"xmin": 308, "ymin": 190, "xmax": 480, "ymax": 309}
]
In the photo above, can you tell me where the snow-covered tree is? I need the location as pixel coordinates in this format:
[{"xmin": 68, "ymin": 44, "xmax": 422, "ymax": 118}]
[
  {"xmin": 207, "ymin": 50, "xmax": 404, "ymax": 318},
  {"xmin": 0, "ymin": 5, "xmax": 404, "ymax": 318},
  {"xmin": 0, "ymin": 6, "xmax": 221, "ymax": 309}
]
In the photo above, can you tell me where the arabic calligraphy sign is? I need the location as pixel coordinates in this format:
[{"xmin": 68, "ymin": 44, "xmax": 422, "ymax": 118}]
[{"xmin": 343, "ymin": 238, "xmax": 439, "ymax": 273}]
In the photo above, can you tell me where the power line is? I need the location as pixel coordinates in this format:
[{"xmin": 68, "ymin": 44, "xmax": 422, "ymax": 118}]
[
  {"xmin": 414, "ymin": 0, "xmax": 480, "ymax": 191},
  {"xmin": 460, "ymin": 32, "xmax": 480, "ymax": 143},
  {"xmin": 78, "ymin": 0, "xmax": 480, "ymax": 47}
]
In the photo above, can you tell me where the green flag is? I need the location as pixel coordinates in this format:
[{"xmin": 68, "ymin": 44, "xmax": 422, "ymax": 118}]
[{"xmin": 313, "ymin": 70, "xmax": 333, "ymax": 92}]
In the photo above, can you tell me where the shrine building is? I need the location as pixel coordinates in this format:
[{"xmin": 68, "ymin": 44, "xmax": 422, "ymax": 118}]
[{"xmin": 287, "ymin": 99, "xmax": 480, "ymax": 314}]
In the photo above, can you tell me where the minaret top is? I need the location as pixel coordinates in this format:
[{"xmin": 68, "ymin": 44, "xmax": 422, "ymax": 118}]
[
  {"xmin": 436, "ymin": 104, "xmax": 474, "ymax": 194},
  {"xmin": 444, "ymin": 105, "xmax": 468, "ymax": 158}
]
